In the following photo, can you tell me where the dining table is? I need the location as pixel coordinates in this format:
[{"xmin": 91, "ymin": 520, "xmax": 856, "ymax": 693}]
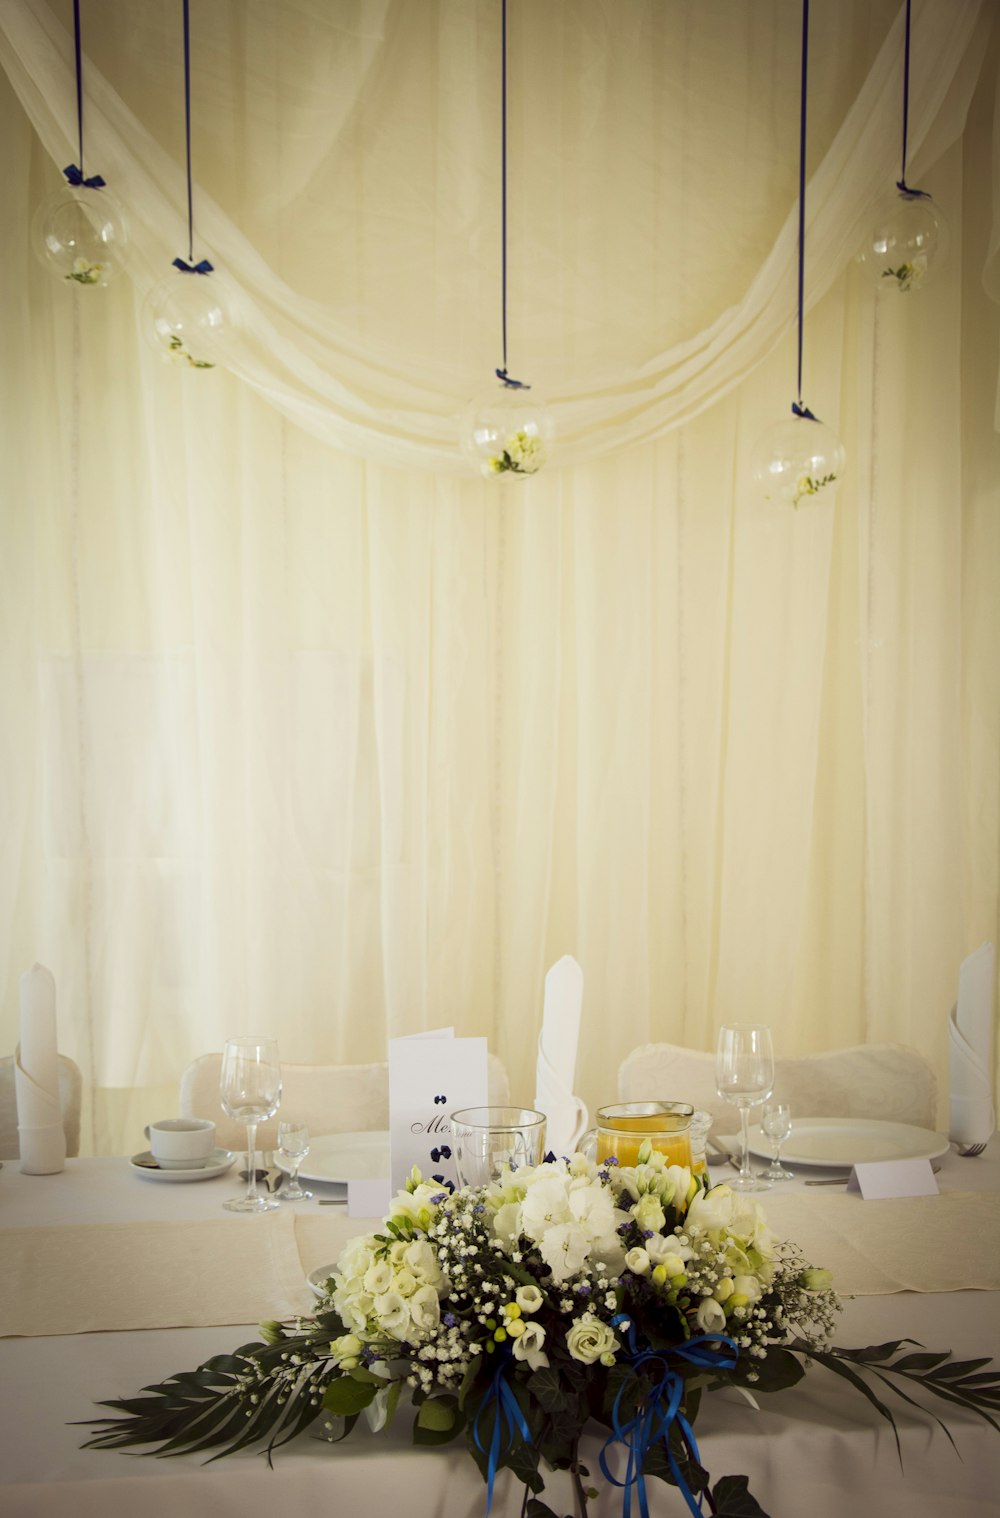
[{"xmin": 1, "ymin": 1139, "xmax": 998, "ymax": 1518}]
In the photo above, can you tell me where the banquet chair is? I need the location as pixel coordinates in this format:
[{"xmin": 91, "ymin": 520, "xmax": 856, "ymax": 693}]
[
  {"xmin": 618, "ymin": 1041, "xmax": 938, "ymax": 1131},
  {"xmin": 0, "ymin": 1053, "xmax": 83, "ymax": 1160},
  {"xmin": 180, "ymin": 1052, "xmax": 511, "ymax": 1152}
]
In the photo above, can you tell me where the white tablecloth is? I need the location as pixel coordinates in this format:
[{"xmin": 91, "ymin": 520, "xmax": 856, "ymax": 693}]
[{"xmin": 1, "ymin": 1148, "xmax": 999, "ymax": 1517}]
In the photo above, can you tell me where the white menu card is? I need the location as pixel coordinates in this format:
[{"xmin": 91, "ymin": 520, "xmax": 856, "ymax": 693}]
[{"xmin": 387, "ymin": 1028, "xmax": 489, "ymax": 1195}]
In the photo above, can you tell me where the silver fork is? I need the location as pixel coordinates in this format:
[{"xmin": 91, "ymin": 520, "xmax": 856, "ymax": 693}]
[{"xmin": 957, "ymin": 1142, "xmax": 987, "ymax": 1157}]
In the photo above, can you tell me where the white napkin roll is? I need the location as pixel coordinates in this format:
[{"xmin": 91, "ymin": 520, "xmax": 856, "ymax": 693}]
[
  {"xmin": 535, "ymin": 957, "xmax": 589, "ymax": 1156},
  {"xmin": 948, "ymin": 943, "xmax": 996, "ymax": 1149},
  {"xmin": 17, "ymin": 965, "xmax": 66, "ymax": 1175}
]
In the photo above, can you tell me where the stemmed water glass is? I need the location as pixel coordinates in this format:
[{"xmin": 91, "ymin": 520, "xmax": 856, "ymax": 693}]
[
  {"xmin": 276, "ymin": 1122, "xmax": 313, "ymax": 1201},
  {"xmin": 715, "ymin": 1023, "xmax": 774, "ymax": 1192},
  {"xmin": 760, "ymin": 1101, "xmax": 795, "ymax": 1181},
  {"xmin": 220, "ymin": 1037, "xmax": 282, "ymax": 1213}
]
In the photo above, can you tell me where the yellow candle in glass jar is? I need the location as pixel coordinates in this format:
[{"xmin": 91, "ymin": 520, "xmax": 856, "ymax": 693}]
[{"xmin": 593, "ymin": 1105, "xmax": 697, "ymax": 1172}]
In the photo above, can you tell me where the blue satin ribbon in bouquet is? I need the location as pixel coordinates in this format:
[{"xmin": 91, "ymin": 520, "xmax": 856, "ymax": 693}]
[{"xmin": 472, "ymin": 1358, "xmax": 533, "ymax": 1514}]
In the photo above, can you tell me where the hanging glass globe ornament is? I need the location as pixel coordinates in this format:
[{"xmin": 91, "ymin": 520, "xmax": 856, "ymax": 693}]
[
  {"xmin": 861, "ymin": 191, "xmax": 948, "ymax": 295},
  {"xmin": 752, "ymin": 410, "xmax": 846, "ymax": 509},
  {"xmin": 143, "ymin": 265, "xmax": 236, "ymax": 370},
  {"xmin": 31, "ymin": 181, "xmax": 128, "ymax": 288},
  {"xmin": 462, "ymin": 380, "xmax": 554, "ymax": 479}
]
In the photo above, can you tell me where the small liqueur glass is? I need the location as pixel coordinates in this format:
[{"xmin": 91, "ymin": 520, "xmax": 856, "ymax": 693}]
[
  {"xmin": 760, "ymin": 1102, "xmax": 795, "ymax": 1181},
  {"xmin": 276, "ymin": 1122, "xmax": 313, "ymax": 1201}
]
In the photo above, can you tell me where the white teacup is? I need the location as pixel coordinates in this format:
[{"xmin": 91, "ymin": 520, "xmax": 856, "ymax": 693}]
[{"xmin": 144, "ymin": 1118, "xmax": 216, "ymax": 1170}]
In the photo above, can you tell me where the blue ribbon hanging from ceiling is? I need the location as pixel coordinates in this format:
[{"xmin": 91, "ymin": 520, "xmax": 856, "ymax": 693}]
[
  {"xmin": 62, "ymin": 0, "xmax": 105, "ymax": 189},
  {"xmin": 175, "ymin": 0, "xmax": 213, "ymax": 274},
  {"xmin": 496, "ymin": 0, "xmax": 528, "ymax": 390},
  {"xmin": 896, "ymin": 0, "xmax": 930, "ymax": 199}
]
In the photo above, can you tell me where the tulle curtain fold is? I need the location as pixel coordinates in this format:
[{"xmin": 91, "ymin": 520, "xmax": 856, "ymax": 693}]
[{"xmin": 0, "ymin": 1, "xmax": 997, "ymax": 1154}]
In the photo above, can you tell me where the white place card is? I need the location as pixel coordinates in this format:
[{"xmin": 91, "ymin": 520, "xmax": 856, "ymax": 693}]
[
  {"xmin": 846, "ymin": 1158, "xmax": 940, "ymax": 1200},
  {"xmin": 387, "ymin": 1028, "xmax": 489, "ymax": 1195}
]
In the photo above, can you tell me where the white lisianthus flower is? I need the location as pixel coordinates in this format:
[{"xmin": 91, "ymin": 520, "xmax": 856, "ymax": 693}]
[
  {"xmin": 625, "ymin": 1247, "xmax": 651, "ymax": 1276},
  {"xmin": 363, "ymin": 1259, "xmax": 394, "ymax": 1296},
  {"xmin": 696, "ymin": 1297, "xmax": 727, "ymax": 1334},
  {"xmin": 515, "ymin": 1284, "xmax": 544, "ymax": 1314},
  {"xmin": 403, "ymin": 1239, "xmax": 444, "ymax": 1288},
  {"xmin": 512, "ymin": 1320, "xmax": 549, "ymax": 1371},
  {"xmin": 567, "ymin": 1313, "xmax": 620, "ymax": 1366},
  {"xmin": 373, "ymin": 1290, "xmax": 410, "ymax": 1340},
  {"xmin": 408, "ymin": 1284, "xmax": 442, "ymax": 1336}
]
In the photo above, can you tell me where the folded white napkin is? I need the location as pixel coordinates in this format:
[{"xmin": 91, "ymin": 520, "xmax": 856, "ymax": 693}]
[
  {"xmin": 16, "ymin": 964, "xmax": 66, "ymax": 1174},
  {"xmin": 534, "ymin": 956, "xmax": 588, "ymax": 1156},
  {"xmin": 948, "ymin": 942, "xmax": 995, "ymax": 1150}
]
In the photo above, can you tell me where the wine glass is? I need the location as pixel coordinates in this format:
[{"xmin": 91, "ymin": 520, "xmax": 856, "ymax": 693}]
[
  {"xmin": 220, "ymin": 1037, "xmax": 282, "ymax": 1213},
  {"xmin": 760, "ymin": 1101, "xmax": 795, "ymax": 1180},
  {"xmin": 715, "ymin": 1024, "xmax": 774, "ymax": 1192},
  {"xmin": 276, "ymin": 1122, "xmax": 313, "ymax": 1201}
]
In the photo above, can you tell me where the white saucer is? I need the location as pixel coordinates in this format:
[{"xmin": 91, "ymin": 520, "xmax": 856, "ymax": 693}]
[
  {"xmin": 130, "ymin": 1148, "xmax": 235, "ymax": 1182},
  {"xmin": 307, "ymin": 1263, "xmax": 339, "ymax": 1298}
]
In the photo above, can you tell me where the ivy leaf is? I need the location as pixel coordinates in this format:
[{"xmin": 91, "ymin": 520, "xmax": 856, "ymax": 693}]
[
  {"xmin": 417, "ymin": 1396, "xmax": 458, "ymax": 1433},
  {"xmin": 712, "ymin": 1474, "xmax": 772, "ymax": 1517},
  {"xmin": 525, "ymin": 1501, "xmax": 562, "ymax": 1518},
  {"xmin": 529, "ymin": 1367, "xmax": 568, "ymax": 1414},
  {"xmin": 739, "ymin": 1347, "xmax": 804, "ymax": 1395}
]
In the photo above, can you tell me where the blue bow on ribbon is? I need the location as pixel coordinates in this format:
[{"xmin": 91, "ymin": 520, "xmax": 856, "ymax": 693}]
[
  {"xmin": 172, "ymin": 257, "xmax": 215, "ymax": 275},
  {"xmin": 495, "ymin": 368, "xmax": 531, "ymax": 391},
  {"xmin": 599, "ymin": 1324, "xmax": 738, "ymax": 1518},
  {"xmin": 896, "ymin": 179, "xmax": 931, "ymax": 200},
  {"xmin": 63, "ymin": 164, "xmax": 105, "ymax": 189},
  {"xmin": 791, "ymin": 401, "xmax": 818, "ymax": 422},
  {"xmin": 472, "ymin": 1359, "xmax": 533, "ymax": 1514}
]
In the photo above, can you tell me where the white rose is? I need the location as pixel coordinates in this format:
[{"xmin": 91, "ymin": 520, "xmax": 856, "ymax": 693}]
[
  {"xmin": 515, "ymin": 1284, "xmax": 544, "ymax": 1314},
  {"xmin": 330, "ymin": 1333, "xmax": 363, "ymax": 1362},
  {"xmin": 566, "ymin": 1312, "xmax": 620, "ymax": 1366},
  {"xmin": 512, "ymin": 1320, "xmax": 549, "ymax": 1371},
  {"xmin": 633, "ymin": 1193, "xmax": 666, "ymax": 1233},
  {"xmin": 695, "ymin": 1297, "xmax": 727, "ymax": 1334},
  {"xmin": 732, "ymin": 1274, "xmax": 762, "ymax": 1304},
  {"xmin": 624, "ymin": 1247, "xmax": 651, "ymax": 1276}
]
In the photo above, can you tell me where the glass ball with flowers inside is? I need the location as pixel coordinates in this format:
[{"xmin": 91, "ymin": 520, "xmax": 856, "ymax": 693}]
[{"xmin": 462, "ymin": 381, "xmax": 554, "ymax": 480}]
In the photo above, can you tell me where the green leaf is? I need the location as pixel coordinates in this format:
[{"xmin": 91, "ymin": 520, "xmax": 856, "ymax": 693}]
[
  {"xmin": 525, "ymin": 1501, "xmax": 561, "ymax": 1518},
  {"xmin": 712, "ymin": 1473, "xmax": 771, "ymax": 1517},
  {"xmin": 417, "ymin": 1396, "xmax": 458, "ymax": 1433},
  {"xmin": 739, "ymin": 1347, "xmax": 804, "ymax": 1395},
  {"xmin": 528, "ymin": 1367, "xmax": 568, "ymax": 1414},
  {"xmin": 322, "ymin": 1377, "xmax": 377, "ymax": 1418}
]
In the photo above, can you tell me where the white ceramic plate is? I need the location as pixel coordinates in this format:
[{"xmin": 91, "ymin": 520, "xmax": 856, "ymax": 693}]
[
  {"xmin": 307, "ymin": 1264, "xmax": 339, "ymax": 1298},
  {"xmin": 280, "ymin": 1130, "xmax": 390, "ymax": 1186},
  {"xmin": 130, "ymin": 1148, "xmax": 235, "ymax": 1182},
  {"xmin": 744, "ymin": 1118, "xmax": 950, "ymax": 1168}
]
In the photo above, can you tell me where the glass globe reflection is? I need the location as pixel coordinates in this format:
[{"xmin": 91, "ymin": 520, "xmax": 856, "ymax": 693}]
[
  {"xmin": 752, "ymin": 414, "xmax": 846, "ymax": 509},
  {"xmin": 31, "ymin": 184, "xmax": 128, "ymax": 287},
  {"xmin": 861, "ymin": 193, "xmax": 948, "ymax": 295},
  {"xmin": 462, "ymin": 385, "xmax": 554, "ymax": 479}
]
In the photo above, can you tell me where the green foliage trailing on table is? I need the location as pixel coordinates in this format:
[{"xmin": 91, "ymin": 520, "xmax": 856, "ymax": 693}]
[{"xmin": 82, "ymin": 1152, "xmax": 1000, "ymax": 1517}]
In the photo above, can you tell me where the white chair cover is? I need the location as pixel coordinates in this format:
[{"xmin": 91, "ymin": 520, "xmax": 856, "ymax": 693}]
[
  {"xmin": 618, "ymin": 1042, "xmax": 938, "ymax": 1132},
  {"xmin": 179, "ymin": 1051, "xmax": 510, "ymax": 1152}
]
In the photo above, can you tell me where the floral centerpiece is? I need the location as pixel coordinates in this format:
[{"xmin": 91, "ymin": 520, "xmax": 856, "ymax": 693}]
[{"xmin": 83, "ymin": 1147, "xmax": 999, "ymax": 1517}]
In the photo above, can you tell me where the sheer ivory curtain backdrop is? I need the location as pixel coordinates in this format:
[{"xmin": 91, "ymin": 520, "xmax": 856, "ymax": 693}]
[{"xmin": 0, "ymin": 0, "xmax": 997, "ymax": 1154}]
